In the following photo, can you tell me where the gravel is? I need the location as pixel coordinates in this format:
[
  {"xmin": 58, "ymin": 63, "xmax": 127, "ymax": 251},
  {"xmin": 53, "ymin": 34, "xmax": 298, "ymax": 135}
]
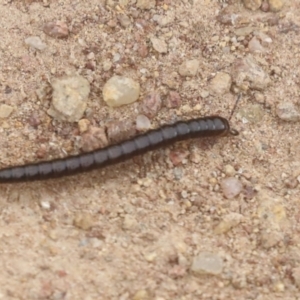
[
  {"xmin": 47, "ymin": 75, "xmax": 90, "ymax": 122},
  {"xmin": 102, "ymin": 76, "xmax": 140, "ymax": 107}
]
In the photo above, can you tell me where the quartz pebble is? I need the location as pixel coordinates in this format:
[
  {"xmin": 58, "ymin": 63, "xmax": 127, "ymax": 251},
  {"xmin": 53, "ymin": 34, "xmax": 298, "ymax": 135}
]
[
  {"xmin": 103, "ymin": 76, "xmax": 140, "ymax": 107},
  {"xmin": 0, "ymin": 104, "xmax": 14, "ymax": 119},
  {"xmin": 136, "ymin": 115, "xmax": 151, "ymax": 131},
  {"xmin": 43, "ymin": 21, "xmax": 69, "ymax": 38},
  {"xmin": 221, "ymin": 177, "xmax": 243, "ymax": 199},
  {"xmin": 276, "ymin": 102, "xmax": 300, "ymax": 122},
  {"xmin": 139, "ymin": 92, "xmax": 162, "ymax": 118},
  {"xmin": 191, "ymin": 252, "xmax": 223, "ymax": 275},
  {"xmin": 150, "ymin": 37, "xmax": 168, "ymax": 53},
  {"xmin": 24, "ymin": 36, "xmax": 47, "ymax": 51},
  {"xmin": 209, "ymin": 72, "xmax": 232, "ymax": 95},
  {"xmin": 178, "ymin": 59, "xmax": 199, "ymax": 77},
  {"xmin": 47, "ymin": 75, "xmax": 90, "ymax": 122}
]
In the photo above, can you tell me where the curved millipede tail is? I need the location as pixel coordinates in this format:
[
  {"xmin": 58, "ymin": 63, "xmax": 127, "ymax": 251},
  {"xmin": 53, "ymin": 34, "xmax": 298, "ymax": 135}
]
[{"xmin": 0, "ymin": 116, "xmax": 238, "ymax": 183}]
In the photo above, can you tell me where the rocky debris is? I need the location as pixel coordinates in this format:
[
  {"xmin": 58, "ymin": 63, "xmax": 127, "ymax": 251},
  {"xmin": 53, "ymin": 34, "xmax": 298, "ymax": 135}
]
[
  {"xmin": 165, "ymin": 91, "xmax": 182, "ymax": 108},
  {"xmin": 191, "ymin": 252, "xmax": 223, "ymax": 276},
  {"xmin": 0, "ymin": 104, "xmax": 14, "ymax": 119},
  {"xmin": 47, "ymin": 75, "xmax": 90, "ymax": 122},
  {"xmin": 276, "ymin": 102, "xmax": 300, "ymax": 122},
  {"xmin": 221, "ymin": 177, "xmax": 243, "ymax": 199},
  {"xmin": 81, "ymin": 126, "xmax": 108, "ymax": 152},
  {"xmin": 106, "ymin": 119, "xmax": 136, "ymax": 143},
  {"xmin": 139, "ymin": 92, "xmax": 162, "ymax": 118},
  {"xmin": 178, "ymin": 59, "xmax": 200, "ymax": 77},
  {"xmin": 73, "ymin": 213, "xmax": 94, "ymax": 230},
  {"xmin": 136, "ymin": 0, "xmax": 155, "ymax": 10},
  {"xmin": 102, "ymin": 76, "xmax": 140, "ymax": 107},
  {"xmin": 231, "ymin": 56, "xmax": 271, "ymax": 91},
  {"xmin": 43, "ymin": 21, "xmax": 69, "ymax": 38},
  {"xmin": 214, "ymin": 213, "xmax": 244, "ymax": 234},
  {"xmin": 24, "ymin": 36, "xmax": 47, "ymax": 51},
  {"xmin": 136, "ymin": 115, "xmax": 151, "ymax": 131},
  {"xmin": 237, "ymin": 104, "xmax": 264, "ymax": 123},
  {"xmin": 243, "ymin": 0, "xmax": 262, "ymax": 10},
  {"xmin": 150, "ymin": 37, "xmax": 168, "ymax": 53},
  {"xmin": 209, "ymin": 72, "xmax": 232, "ymax": 95},
  {"xmin": 268, "ymin": 0, "xmax": 284, "ymax": 12}
]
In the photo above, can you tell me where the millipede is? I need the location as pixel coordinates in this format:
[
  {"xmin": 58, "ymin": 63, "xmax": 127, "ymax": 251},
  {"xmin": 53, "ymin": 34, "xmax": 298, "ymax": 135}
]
[{"xmin": 0, "ymin": 116, "xmax": 239, "ymax": 183}]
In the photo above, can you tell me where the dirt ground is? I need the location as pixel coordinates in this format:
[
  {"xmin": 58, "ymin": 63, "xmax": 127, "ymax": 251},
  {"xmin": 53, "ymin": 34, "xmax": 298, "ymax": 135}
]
[{"xmin": 1, "ymin": 0, "xmax": 300, "ymax": 299}]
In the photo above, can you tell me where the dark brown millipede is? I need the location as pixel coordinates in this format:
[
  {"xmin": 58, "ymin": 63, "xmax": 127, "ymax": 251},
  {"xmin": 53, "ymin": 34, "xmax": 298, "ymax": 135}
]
[{"xmin": 0, "ymin": 116, "xmax": 238, "ymax": 183}]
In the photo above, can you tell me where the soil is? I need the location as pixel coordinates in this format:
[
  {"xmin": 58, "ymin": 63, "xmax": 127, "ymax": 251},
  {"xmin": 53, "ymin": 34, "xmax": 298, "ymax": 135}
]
[{"xmin": 0, "ymin": 0, "xmax": 300, "ymax": 299}]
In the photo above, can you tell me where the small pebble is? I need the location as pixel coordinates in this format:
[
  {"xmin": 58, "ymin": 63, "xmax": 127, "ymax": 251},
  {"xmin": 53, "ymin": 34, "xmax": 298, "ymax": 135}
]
[
  {"xmin": 178, "ymin": 59, "xmax": 200, "ymax": 77},
  {"xmin": 0, "ymin": 104, "xmax": 14, "ymax": 119},
  {"xmin": 73, "ymin": 213, "xmax": 94, "ymax": 230},
  {"xmin": 43, "ymin": 21, "xmax": 69, "ymax": 38},
  {"xmin": 231, "ymin": 56, "xmax": 270, "ymax": 90},
  {"xmin": 24, "ymin": 36, "xmax": 47, "ymax": 51},
  {"xmin": 136, "ymin": 0, "xmax": 155, "ymax": 9},
  {"xmin": 117, "ymin": 14, "xmax": 131, "ymax": 28},
  {"xmin": 237, "ymin": 104, "xmax": 264, "ymax": 123},
  {"xmin": 234, "ymin": 26, "xmax": 255, "ymax": 36},
  {"xmin": 78, "ymin": 118, "xmax": 91, "ymax": 133},
  {"xmin": 260, "ymin": 230, "xmax": 283, "ymax": 249},
  {"xmin": 48, "ymin": 75, "xmax": 90, "ymax": 122},
  {"xmin": 136, "ymin": 115, "xmax": 151, "ymax": 131},
  {"xmin": 139, "ymin": 92, "xmax": 162, "ymax": 118},
  {"xmin": 243, "ymin": 0, "xmax": 262, "ymax": 10},
  {"xmin": 165, "ymin": 91, "xmax": 182, "ymax": 108},
  {"xmin": 122, "ymin": 215, "xmax": 138, "ymax": 231},
  {"xmin": 133, "ymin": 289, "xmax": 150, "ymax": 300},
  {"xmin": 268, "ymin": 0, "xmax": 284, "ymax": 12},
  {"xmin": 191, "ymin": 252, "xmax": 223, "ymax": 275},
  {"xmin": 248, "ymin": 37, "xmax": 265, "ymax": 53},
  {"xmin": 214, "ymin": 213, "xmax": 244, "ymax": 234},
  {"xmin": 106, "ymin": 119, "xmax": 136, "ymax": 143},
  {"xmin": 221, "ymin": 177, "xmax": 243, "ymax": 199},
  {"xmin": 150, "ymin": 37, "xmax": 168, "ymax": 53},
  {"xmin": 103, "ymin": 76, "xmax": 140, "ymax": 107},
  {"xmin": 81, "ymin": 126, "xmax": 108, "ymax": 152},
  {"xmin": 223, "ymin": 164, "xmax": 235, "ymax": 176},
  {"xmin": 209, "ymin": 72, "xmax": 232, "ymax": 95},
  {"xmin": 276, "ymin": 102, "xmax": 300, "ymax": 122}
]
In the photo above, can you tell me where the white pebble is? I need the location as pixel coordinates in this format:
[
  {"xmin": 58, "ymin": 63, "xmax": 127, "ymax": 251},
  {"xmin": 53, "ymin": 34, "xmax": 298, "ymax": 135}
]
[
  {"xmin": 221, "ymin": 177, "xmax": 243, "ymax": 199},
  {"xmin": 136, "ymin": 114, "xmax": 151, "ymax": 130},
  {"xmin": 103, "ymin": 76, "xmax": 140, "ymax": 107},
  {"xmin": 25, "ymin": 36, "xmax": 47, "ymax": 51}
]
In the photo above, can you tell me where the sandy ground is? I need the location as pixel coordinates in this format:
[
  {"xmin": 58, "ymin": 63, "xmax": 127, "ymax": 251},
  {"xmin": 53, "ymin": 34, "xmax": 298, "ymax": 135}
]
[{"xmin": 1, "ymin": 0, "xmax": 300, "ymax": 299}]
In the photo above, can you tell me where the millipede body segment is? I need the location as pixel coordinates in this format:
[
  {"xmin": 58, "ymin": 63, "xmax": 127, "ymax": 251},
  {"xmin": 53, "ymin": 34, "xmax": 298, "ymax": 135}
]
[{"xmin": 0, "ymin": 116, "xmax": 238, "ymax": 183}]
